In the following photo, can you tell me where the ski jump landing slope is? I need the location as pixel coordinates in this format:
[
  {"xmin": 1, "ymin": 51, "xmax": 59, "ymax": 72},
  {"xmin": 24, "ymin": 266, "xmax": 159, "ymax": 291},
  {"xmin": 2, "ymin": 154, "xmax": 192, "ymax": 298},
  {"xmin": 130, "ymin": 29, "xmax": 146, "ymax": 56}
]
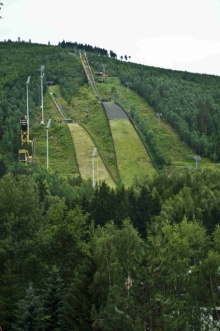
[
  {"xmin": 68, "ymin": 122, "xmax": 115, "ymax": 187},
  {"xmin": 103, "ymin": 102, "xmax": 157, "ymax": 186}
]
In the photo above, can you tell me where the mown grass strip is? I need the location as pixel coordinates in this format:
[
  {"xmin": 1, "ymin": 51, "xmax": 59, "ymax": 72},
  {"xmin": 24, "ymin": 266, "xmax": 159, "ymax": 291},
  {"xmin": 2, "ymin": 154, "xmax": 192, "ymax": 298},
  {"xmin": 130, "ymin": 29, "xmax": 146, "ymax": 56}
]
[
  {"xmin": 109, "ymin": 119, "xmax": 157, "ymax": 186},
  {"xmin": 68, "ymin": 123, "xmax": 115, "ymax": 187}
]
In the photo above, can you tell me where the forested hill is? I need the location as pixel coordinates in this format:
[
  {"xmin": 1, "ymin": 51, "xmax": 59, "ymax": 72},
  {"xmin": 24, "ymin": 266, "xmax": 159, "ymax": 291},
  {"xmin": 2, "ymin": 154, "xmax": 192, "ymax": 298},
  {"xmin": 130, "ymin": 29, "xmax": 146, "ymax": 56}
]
[
  {"xmin": 1, "ymin": 41, "xmax": 220, "ymax": 330},
  {"xmin": 0, "ymin": 41, "xmax": 86, "ymax": 174},
  {"xmin": 1, "ymin": 40, "xmax": 220, "ymax": 173}
]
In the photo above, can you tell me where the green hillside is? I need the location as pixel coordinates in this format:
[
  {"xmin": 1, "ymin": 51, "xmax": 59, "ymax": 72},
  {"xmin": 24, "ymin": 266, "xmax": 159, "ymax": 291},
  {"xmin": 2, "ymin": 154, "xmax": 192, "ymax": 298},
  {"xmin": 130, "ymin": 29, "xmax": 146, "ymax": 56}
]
[
  {"xmin": 68, "ymin": 122, "xmax": 115, "ymax": 187},
  {"xmin": 29, "ymin": 71, "xmax": 218, "ymax": 184},
  {"xmin": 95, "ymin": 76, "xmax": 215, "ymax": 170},
  {"xmin": 0, "ymin": 40, "xmax": 219, "ymax": 183},
  {"xmin": 2, "ymin": 41, "xmax": 220, "ymax": 331},
  {"xmin": 88, "ymin": 52, "xmax": 220, "ymax": 162}
]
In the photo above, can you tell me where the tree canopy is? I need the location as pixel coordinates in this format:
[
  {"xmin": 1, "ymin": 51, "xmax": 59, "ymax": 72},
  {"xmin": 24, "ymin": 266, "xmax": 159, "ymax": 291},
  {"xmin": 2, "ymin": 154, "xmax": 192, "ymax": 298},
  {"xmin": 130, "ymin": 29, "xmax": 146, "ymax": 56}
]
[{"xmin": 0, "ymin": 169, "xmax": 220, "ymax": 330}]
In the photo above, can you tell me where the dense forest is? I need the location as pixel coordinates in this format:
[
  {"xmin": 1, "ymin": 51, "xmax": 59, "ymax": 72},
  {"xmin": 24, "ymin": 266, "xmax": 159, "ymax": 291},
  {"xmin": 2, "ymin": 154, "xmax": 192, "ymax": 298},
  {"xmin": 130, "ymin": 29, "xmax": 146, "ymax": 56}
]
[
  {"xmin": 1, "ymin": 41, "xmax": 220, "ymax": 330},
  {"xmin": 1, "ymin": 168, "xmax": 220, "ymax": 330}
]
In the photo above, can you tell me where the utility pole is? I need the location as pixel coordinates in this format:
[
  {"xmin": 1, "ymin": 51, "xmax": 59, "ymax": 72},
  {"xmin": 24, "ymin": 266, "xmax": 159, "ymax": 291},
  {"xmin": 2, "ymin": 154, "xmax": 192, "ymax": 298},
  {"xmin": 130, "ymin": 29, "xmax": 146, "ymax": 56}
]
[
  {"xmin": 102, "ymin": 63, "xmax": 106, "ymax": 83},
  {"xmin": 157, "ymin": 112, "xmax": 162, "ymax": 125},
  {"xmin": 40, "ymin": 65, "xmax": 45, "ymax": 124},
  {"xmin": 26, "ymin": 76, "xmax": 31, "ymax": 141},
  {"xmin": 46, "ymin": 119, "xmax": 51, "ymax": 169},
  {"xmin": 193, "ymin": 155, "xmax": 201, "ymax": 170}
]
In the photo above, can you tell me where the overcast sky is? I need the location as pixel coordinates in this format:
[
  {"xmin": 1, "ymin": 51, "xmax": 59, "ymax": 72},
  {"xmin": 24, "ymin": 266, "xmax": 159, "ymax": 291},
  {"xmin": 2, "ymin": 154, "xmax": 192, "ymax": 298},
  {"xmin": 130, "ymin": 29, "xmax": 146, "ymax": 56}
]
[{"xmin": 1, "ymin": 0, "xmax": 220, "ymax": 76}]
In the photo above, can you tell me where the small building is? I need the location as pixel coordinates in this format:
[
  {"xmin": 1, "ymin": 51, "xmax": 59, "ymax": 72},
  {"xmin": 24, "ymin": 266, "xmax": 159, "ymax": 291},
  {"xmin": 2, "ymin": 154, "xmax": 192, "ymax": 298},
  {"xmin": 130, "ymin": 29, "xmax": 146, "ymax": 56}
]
[{"xmin": 18, "ymin": 149, "xmax": 32, "ymax": 164}]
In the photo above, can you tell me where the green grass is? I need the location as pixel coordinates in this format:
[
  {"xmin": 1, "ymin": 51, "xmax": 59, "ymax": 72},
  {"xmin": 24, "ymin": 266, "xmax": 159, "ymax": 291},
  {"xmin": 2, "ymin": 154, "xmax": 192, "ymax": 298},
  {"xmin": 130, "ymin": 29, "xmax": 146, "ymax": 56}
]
[
  {"xmin": 31, "ymin": 85, "xmax": 118, "ymax": 182},
  {"xmin": 31, "ymin": 90, "xmax": 79, "ymax": 176},
  {"xmin": 30, "ymin": 75, "xmax": 217, "ymax": 182},
  {"xmin": 110, "ymin": 119, "xmax": 156, "ymax": 186},
  {"xmin": 49, "ymin": 84, "xmax": 119, "ymax": 182},
  {"xmin": 68, "ymin": 123, "xmax": 115, "ymax": 187}
]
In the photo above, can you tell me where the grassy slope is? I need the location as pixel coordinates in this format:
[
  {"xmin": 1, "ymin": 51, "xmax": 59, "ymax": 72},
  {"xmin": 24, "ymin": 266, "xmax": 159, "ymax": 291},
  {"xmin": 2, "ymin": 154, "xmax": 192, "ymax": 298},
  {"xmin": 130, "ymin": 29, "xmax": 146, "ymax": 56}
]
[
  {"xmin": 96, "ymin": 77, "xmax": 215, "ymax": 170},
  {"xmin": 32, "ymin": 85, "xmax": 116, "ymax": 185},
  {"xmin": 68, "ymin": 123, "xmax": 115, "ymax": 187},
  {"xmin": 110, "ymin": 119, "xmax": 156, "ymax": 186},
  {"xmin": 49, "ymin": 84, "xmax": 119, "ymax": 182},
  {"xmin": 31, "ymin": 89, "xmax": 79, "ymax": 177},
  {"xmin": 49, "ymin": 82, "xmax": 157, "ymax": 185},
  {"xmin": 31, "ymin": 64, "xmax": 216, "ymax": 182}
]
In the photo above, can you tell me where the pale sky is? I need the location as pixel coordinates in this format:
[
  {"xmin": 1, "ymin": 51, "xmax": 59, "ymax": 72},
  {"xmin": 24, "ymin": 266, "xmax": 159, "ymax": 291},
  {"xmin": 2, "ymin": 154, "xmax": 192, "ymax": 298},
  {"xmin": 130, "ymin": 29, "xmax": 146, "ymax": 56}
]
[{"xmin": 1, "ymin": 0, "xmax": 220, "ymax": 76}]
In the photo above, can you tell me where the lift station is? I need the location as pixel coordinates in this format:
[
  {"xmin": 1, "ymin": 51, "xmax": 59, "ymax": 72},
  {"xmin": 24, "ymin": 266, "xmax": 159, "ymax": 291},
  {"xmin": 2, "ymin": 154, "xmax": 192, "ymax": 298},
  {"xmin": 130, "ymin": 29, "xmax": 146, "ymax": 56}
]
[{"xmin": 18, "ymin": 116, "xmax": 34, "ymax": 164}]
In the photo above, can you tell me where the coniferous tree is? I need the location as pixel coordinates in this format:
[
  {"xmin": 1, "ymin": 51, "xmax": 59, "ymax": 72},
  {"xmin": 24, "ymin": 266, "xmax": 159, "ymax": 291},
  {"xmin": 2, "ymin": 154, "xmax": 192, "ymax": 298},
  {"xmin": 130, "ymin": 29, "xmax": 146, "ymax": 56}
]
[
  {"xmin": 43, "ymin": 266, "xmax": 63, "ymax": 331},
  {"xmin": 59, "ymin": 262, "xmax": 93, "ymax": 331},
  {"xmin": 91, "ymin": 220, "xmax": 146, "ymax": 330},
  {"xmin": 12, "ymin": 282, "xmax": 44, "ymax": 331}
]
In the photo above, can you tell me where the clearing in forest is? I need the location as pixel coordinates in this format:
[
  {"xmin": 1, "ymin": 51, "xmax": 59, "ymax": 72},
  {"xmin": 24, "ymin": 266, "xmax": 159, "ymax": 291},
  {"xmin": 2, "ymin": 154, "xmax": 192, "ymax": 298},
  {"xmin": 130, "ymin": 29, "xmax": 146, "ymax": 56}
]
[{"xmin": 102, "ymin": 100, "xmax": 157, "ymax": 186}]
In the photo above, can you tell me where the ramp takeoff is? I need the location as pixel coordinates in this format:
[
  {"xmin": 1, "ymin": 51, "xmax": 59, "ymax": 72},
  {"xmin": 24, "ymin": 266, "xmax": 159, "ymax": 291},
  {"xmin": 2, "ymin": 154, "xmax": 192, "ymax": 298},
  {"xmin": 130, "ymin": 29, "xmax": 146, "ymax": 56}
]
[{"xmin": 80, "ymin": 52, "xmax": 102, "ymax": 100}]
